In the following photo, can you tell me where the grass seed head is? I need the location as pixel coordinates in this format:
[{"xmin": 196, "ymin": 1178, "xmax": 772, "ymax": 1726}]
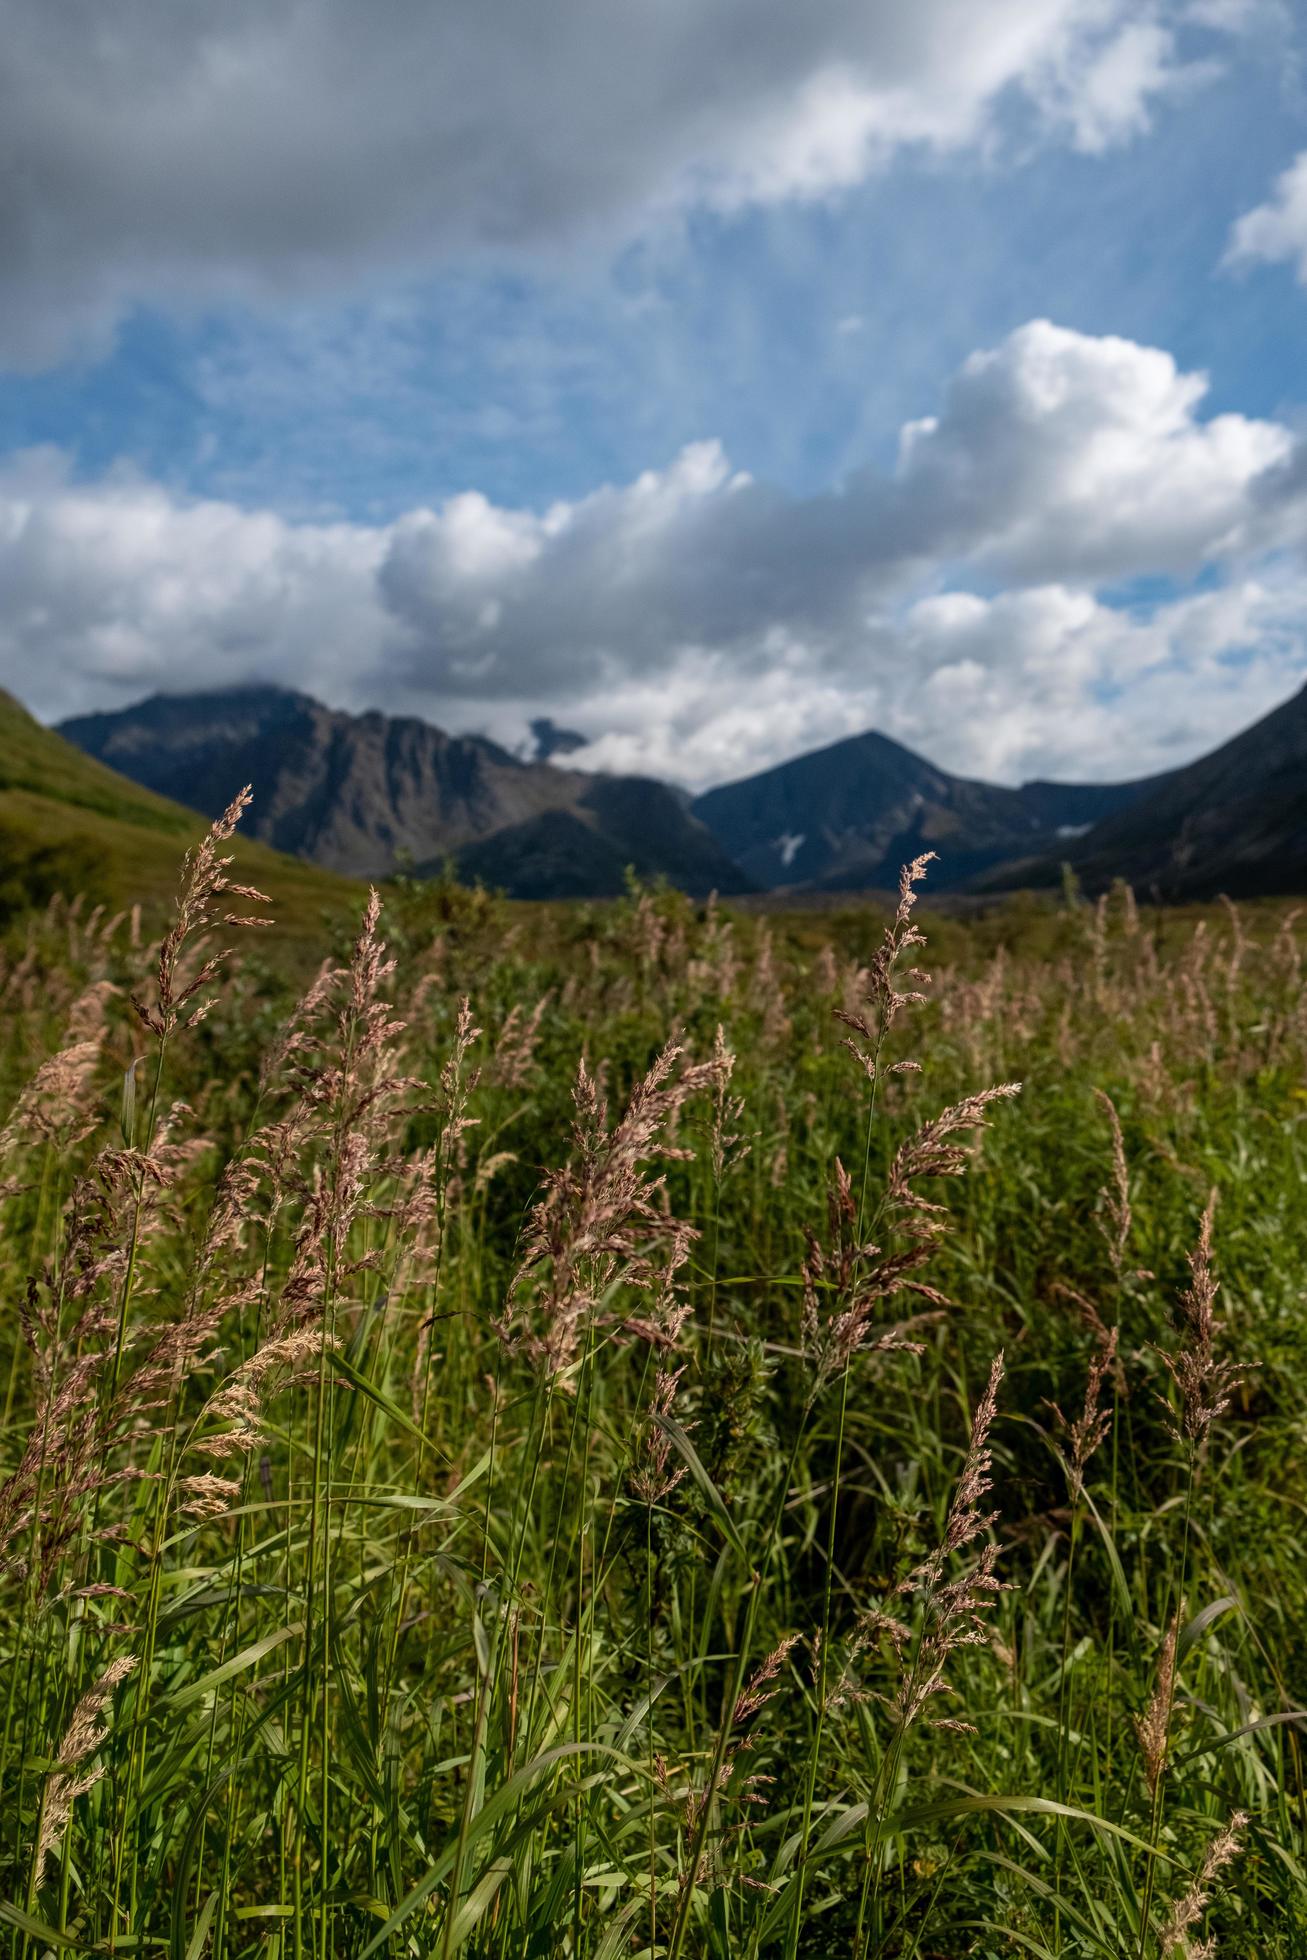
[{"xmin": 1159, "ymin": 1809, "xmax": 1248, "ymax": 1957}]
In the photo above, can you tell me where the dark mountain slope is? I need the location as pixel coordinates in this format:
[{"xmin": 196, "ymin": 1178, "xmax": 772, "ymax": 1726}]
[
  {"xmin": 692, "ymin": 729, "xmax": 1162, "ymax": 892},
  {"xmin": 453, "ymin": 777, "xmax": 753, "ymax": 898},
  {"xmin": 61, "ymin": 686, "xmax": 586, "ymax": 879},
  {"xmin": 1028, "ymin": 680, "xmax": 1307, "ymax": 900}
]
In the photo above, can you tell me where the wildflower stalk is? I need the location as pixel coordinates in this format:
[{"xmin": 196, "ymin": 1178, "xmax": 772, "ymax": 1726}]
[
  {"xmin": 106, "ymin": 1038, "xmax": 167, "ymax": 1403},
  {"xmin": 1135, "ymin": 1469, "xmax": 1193, "ymax": 1959},
  {"xmin": 792, "ymin": 855, "xmax": 996, "ymax": 1953},
  {"xmin": 1048, "ymin": 1293, "xmax": 1118, "ymax": 1937},
  {"xmin": 1157, "ymin": 1808, "xmax": 1248, "ymax": 1957},
  {"xmin": 785, "ymin": 1361, "xmax": 850, "ymax": 1959},
  {"xmin": 855, "ymin": 1353, "xmax": 1007, "ymax": 1955},
  {"xmin": 787, "ymin": 1033, "xmax": 894, "ymax": 1950},
  {"xmin": 1138, "ymin": 1194, "xmax": 1243, "ymax": 1957},
  {"xmin": 572, "ymin": 1321, "xmax": 597, "ymax": 1951},
  {"xmin": 379, "ymin": 995, "xmax": 479, "ymax": 1751},
  {"xmin": 647, "ymin": 1498, "xmax": 658, "ymax": 1952},
  {"xmin": 665, "ymin": 1410, "xmax": 809, "ymax": 1960}
]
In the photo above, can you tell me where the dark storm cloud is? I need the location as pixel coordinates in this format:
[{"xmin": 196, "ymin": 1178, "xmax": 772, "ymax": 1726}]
[{"xmin": 0, "ymin": 0, "xmax": 1225, "ymax": 363}]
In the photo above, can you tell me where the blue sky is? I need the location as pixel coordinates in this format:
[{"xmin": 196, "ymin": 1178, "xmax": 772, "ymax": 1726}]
[{"xmin": 2, "ymin": 0, "xmax": 1307, "ymax": 789}]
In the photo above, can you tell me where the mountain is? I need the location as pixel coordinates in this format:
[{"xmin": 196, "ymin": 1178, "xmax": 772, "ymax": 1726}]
[
  {"xmin": 64, "ymin": 677, "xmax": 1305, "ymax": 907},
  {"xmin": 1003, "ymin": 681, "xmax": 1307, "ymax": 901},
  {"xmin": 454, "ymin": 775, "xmax": 751, "ymax": 898},
  {"xmin": 691, "ymin": 729, "xmax": 1164, "ymax": 892},
  {"xmin": 0, "ymin": 690, "xmax": 354, "ymax": 948},
  {"xmin": 528, "ymin": 717, "xmax": 589, "ymax": 762},
  {"xmin": 61, "ymin": 686, "xmax": 750, "ymax": 897},
  {"xmin": 61, "ymin": 686, "xmax": 584, "ymax": 878}
]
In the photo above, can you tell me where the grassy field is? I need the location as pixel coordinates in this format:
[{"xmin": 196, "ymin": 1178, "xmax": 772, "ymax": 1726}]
[
  {"xmin": 0, "ymin": 805, "xmax": 1303, "ymax": 1957},
  {"xmin": 0, "ymin": 692, "xmax": 358, "ymax": 960}
]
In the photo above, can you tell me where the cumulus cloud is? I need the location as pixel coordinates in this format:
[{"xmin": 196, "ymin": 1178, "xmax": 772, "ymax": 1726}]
[
  {"xmin": 885, "ymin": 321, "xmax": 1289, "ymax": 581},
  {"xmin": 0, "ymin": 322, "xmax": 1303, "ymax": 787},
  {"xmin": 0, "ymin": 448, "xmax": 387, "ymax": 712},
  {"xmin": 567, "ymin": 577, "xmax": 1307, "ymax": 788},
  {"xmin": 0, "ymin": 0, "xmax": 1240, "ymax": 365},
  {"xmin": 374, "ymin": 322, "xmax": 1290, "ymax": 702},
  {"xmin": 1226, "ymin": 149, "xmax": 1307, "ymax": 283}
]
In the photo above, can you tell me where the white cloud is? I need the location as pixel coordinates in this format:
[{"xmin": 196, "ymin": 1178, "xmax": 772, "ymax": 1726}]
[
  {"xmin": 1032, "ymin": 20, "xmax": 1213, "ymax": 154},
  {"xmin": 0, "ymin": 448, "xmax": 387, "ymax": 712},
  {"xmin": 0, "ymin": 0, "xmax": 1247, "ymax": 365},
  {"xmin": 889, "ymin": 320, "xmax": 1290, "ymax": 581},
  {"xmin": 887, "ymin": 578, "xmax": 1304, "ymax": 778},
  {"xmin": 1226, "ymin": 149, "xmax": 1307, "ymax": 283},
  {"xmin": 1, "ymin": 322, "xmax": 1303, "ymax": 787},
  {"xmin": 566, "ymin": 579, "xmax": 1307, "ymax": 788}
]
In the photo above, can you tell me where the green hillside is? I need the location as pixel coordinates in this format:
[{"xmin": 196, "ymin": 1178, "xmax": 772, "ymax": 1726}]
[{"xmin": 0, "ymin": 690, "xmax": 359, "ymax": 952}]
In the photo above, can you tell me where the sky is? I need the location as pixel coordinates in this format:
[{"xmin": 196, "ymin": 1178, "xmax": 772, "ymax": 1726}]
[{"xmin": 3, "ymin": 0, "xmax": 1307, "ymax": 791}]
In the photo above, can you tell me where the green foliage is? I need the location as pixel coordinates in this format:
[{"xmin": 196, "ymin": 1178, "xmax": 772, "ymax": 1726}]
[
  {"xmin": 0, "ymin": 852, "xmax": 1302, "ymax": 1956},
  {"xmin": 0, "ymin": 818, "xmax": 106, "ymax": 924},
  {"xmin": 0, "ymin": 691, "xmax": 359, "ymax": 957}
]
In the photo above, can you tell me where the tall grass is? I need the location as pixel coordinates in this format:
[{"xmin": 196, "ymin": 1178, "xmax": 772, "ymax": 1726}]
[{"xmin": 0, "ymin": 825, "xmax": 1301, "ymax": 1956}]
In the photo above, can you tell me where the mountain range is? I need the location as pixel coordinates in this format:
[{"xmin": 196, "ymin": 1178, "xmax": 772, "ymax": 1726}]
[
  {"xmin": 992, "ymin": 680, "xmax": 1307, "ymax": 902},
  {"xmin": 61, "ymin": 687, "xmax": 749, "ymax": 898},
  {"xmin": 55, "ymin": 677, "xmax": 1307, "ymax": 902},
  {"xmin": 690, "ymin": 730, "xmax": 1165, "ymax": 893}
]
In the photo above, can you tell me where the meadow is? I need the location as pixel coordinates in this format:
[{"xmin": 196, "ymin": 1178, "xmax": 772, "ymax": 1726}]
[{"xmin": 0, "ymin": 797, "xmax": 1303, "ymax": 1957}]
